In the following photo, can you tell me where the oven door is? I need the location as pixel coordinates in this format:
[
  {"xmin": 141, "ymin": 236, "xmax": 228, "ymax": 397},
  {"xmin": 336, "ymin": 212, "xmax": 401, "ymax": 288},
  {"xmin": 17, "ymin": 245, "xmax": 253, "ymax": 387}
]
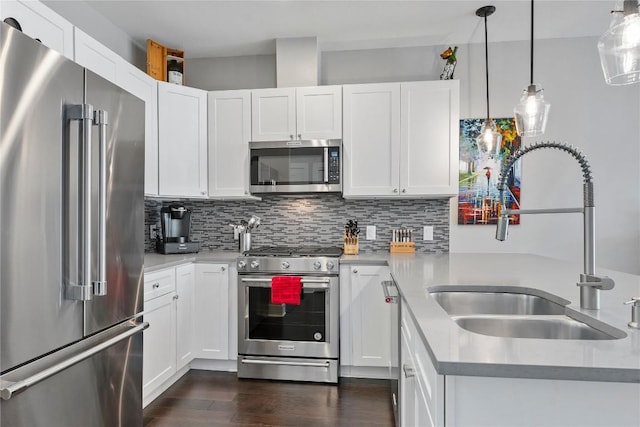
[
  {"xmin": 249, "ymin": 140, "xmax": 342, "ymax": 194},
  {"xmin": 238, "ymin": 275, "xmax": 339, "ymax": 359}
]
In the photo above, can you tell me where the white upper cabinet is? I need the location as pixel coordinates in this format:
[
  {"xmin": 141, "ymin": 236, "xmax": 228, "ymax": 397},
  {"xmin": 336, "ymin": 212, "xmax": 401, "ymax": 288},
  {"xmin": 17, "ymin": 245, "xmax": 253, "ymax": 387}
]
[
  {"xmin": 208, "ymin": 90, "xmax": 252, "ymax": 199},
  {"xmin": 73, "ymin": 27, "xmax": 119, "ymax": 83},
  {"xmin": 0, "ymin": 0, "xmax": 74, "ymax": 59},
  {"xmin": 400, "ymin": 80, "xmax": 459, "ymax": 197},
  {"xmin": 343, "ymin": 83, "xmax": 401, "ymax": 197},
  {"xmin": 117, "ymin": 64, "xmax": 159, "ymax": 196},
  {"xmin": 343, "ymin": 80, "xmax": 459, "ymax": 198},
  {"xmin": 295, "ymin": 86, "xmax": 342, "ymax": 139},
  {"xmin": 157, "ymin": 81, "xmax": 208, "ymax": 198},
  {"xmin": 251, "ymin": 86, "xmax": 342, "ymax": 141}
]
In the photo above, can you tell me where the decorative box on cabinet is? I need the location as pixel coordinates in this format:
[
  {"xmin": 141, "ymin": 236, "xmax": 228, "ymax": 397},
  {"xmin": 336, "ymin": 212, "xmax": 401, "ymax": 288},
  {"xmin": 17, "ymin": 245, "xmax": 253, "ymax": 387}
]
[
  {"xmin": 251, "ymin": 86, "xmax": 342, "ymax": 141},
  {"xmin": 0, "ymin": 0, "xmax": 74, "ymax": 59},
  {"xmin": 146, "ymin": 39, "xmax": 185, "ymax": 85}
]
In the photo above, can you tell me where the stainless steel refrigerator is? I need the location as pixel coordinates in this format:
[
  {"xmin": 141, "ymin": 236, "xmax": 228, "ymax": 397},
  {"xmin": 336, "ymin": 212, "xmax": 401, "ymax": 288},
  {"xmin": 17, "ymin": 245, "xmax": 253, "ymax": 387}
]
[{"xmin": 0, "ymin": 22, "xmax": 147, "ymax": 426}]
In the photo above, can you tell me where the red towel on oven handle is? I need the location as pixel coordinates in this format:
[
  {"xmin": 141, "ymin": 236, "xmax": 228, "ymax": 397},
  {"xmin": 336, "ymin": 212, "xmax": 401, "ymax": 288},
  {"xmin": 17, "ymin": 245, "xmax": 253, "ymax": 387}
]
[{"xmin": 271, "ymin": 276, "xmax": 302, "ymax": 305}]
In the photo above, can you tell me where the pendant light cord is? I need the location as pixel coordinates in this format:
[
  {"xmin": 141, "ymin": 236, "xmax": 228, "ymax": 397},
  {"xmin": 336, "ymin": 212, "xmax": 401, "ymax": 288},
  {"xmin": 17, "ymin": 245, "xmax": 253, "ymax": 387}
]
[
  {"xmin": 530, "ymin": 0, "xmax": 534, "ymax": 86},
  {"xmin": 484, "ymin": 13, "xmax": 490, "ymax": 120}
]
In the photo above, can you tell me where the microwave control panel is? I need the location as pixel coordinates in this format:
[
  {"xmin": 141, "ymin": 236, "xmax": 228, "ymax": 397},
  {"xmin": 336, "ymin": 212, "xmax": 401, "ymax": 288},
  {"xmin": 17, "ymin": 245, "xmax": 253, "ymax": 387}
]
[{"xmin": 328, "ymin": 148, "xmax": 340, "ymax": 184}]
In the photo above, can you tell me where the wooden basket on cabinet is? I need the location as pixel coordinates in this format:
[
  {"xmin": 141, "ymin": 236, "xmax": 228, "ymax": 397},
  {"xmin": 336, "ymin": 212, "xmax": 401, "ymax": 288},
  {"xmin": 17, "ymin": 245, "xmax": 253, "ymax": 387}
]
[{"xmin": 343, "ymin": 235, "xmax": 359, "ymax": 255}]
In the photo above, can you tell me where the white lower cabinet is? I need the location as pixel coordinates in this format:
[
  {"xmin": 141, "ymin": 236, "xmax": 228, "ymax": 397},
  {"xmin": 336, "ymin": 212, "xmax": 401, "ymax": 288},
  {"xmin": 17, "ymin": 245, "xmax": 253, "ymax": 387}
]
[
  {"xmin": 142, "ymin": 268, "xmax": 177, "ymax": 405},
  {"xmin": 194, "ymin": 263, "xmax": 231, "ymax": 359},
  {"xmin": 175, "ymin": 264, "xmax": 195, "ymax": 370},
  {"xmin": 142, "ymin": 264, "xmax": 195, "ymax": 406},
  {"xmin": 340, "ymin": 264, "xmax": 392, "ymax": 374}
]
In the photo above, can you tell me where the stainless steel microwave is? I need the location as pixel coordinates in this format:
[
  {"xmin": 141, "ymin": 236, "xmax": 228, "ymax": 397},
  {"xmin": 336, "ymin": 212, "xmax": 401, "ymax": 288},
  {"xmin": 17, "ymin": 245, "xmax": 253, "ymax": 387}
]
[{"xmin": 249, "ymin": 139, "xmax": 342, "ymax": 194}]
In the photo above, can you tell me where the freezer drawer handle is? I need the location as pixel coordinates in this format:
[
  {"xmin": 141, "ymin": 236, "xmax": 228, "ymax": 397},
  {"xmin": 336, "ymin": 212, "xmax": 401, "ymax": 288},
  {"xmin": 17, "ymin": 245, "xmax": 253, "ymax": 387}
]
[
  {"xmin": 0, "ymin": 321, "xmax": 148, "ymax": 401},
  {"xmin": 240, "ymin": 359, "xmax": 330, "ymax": 368}
]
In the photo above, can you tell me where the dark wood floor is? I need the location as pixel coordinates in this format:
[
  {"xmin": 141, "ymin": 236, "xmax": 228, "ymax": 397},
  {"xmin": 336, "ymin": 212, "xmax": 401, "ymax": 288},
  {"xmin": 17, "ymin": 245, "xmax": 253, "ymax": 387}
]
[{"xmin": 143, "ymin": 370, "xmax": 395, "ymax": 427}]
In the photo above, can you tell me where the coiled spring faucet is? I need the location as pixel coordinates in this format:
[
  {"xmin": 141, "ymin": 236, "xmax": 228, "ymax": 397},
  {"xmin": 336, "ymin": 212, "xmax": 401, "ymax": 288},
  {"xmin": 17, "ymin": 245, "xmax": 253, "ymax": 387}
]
[{"xmin": 495, "ymin": 141, "xmax": 614, "ymax": 310}]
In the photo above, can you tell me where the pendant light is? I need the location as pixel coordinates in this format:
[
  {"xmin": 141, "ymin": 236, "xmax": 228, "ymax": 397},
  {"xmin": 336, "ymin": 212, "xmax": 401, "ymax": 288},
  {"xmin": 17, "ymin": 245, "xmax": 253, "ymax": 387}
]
[
  {"xmin": 514, "ymin": 0, "xmax": 550, "ymax": 137},
  {"xmin": 598, "ymin": 0, "xmax": 640, "ymax": 85},
  {"xmin": 476, "ymin": 5, "xmax": 502, "ymax": 156}
]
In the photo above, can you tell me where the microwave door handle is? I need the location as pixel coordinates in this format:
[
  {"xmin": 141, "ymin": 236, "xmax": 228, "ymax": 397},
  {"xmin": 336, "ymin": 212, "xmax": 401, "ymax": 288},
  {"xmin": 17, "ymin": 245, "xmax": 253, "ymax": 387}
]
[{"xmin": 324, "ymin": 147, "xmax": 329, "ymax": 183}]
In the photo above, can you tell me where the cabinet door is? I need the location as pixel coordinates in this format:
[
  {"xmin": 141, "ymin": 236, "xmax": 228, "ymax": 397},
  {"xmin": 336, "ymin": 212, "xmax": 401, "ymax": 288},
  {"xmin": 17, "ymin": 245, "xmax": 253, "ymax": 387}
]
[
  {"xmin": 227, "ymin": 265, "xmax": 239, "ymax": 360},
  {"xmin": 343, "ymin": 83, "xmax": 400, "ymax": 197},
  {"xmin": 0, "ymin": 0, "xmax": 74, "ymax": 59},
  {"xmin": 400, "ymin": 325, "xmax": 417, "ymax": 427},
  {"xmin": 175, "ymin": 264, "xmax": 195, "ymax": 370},
  {"xmin": 400, "ymin": 80, "xmax": 459, "ymax": 197},
  {"xmin": 158, "ymin": 82, "xmax": 208, "ymax": 198},
  {"xmin": 208, "ymin": 90, "xmax": 251, "ymax": 198},
  {"xmin": 296, "ymin": 86, "xmax": 342, "ymax": 139},
  {"xmin": 73, "ymin": 27, "xmax": 119, "ymax": 83},
  {"xmin": 194, "ymin": 263, "xmax": 229, "ymax": 359},
  {"xmin": 251, "ymin": 88, "xmax": 296, "ymax": 141},
  {"xmin": 143, "ymin": 292, "xmax": 176, "ymax": 400},
  {"xmin": 117, "ymin": 65, "xmax": 159, "ymax": 195},
  {"xmin": 349, "ymin": 265, "xmax": 392, "ymax": 367}
]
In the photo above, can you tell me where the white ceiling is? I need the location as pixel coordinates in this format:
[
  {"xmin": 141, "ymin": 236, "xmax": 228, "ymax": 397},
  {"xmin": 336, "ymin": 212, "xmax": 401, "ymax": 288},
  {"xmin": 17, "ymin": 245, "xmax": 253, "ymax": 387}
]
[{"xmin": 82, "ymin": 0, "xmax": 617, "ymax": 58}]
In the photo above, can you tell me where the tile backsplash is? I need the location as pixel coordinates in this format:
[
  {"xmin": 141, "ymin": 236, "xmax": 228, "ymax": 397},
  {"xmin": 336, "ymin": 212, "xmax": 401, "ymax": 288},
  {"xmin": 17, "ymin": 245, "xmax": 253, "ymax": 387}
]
[{"xmin": 145, "ymin": 195, "xmax": 450, "ymax": 253}]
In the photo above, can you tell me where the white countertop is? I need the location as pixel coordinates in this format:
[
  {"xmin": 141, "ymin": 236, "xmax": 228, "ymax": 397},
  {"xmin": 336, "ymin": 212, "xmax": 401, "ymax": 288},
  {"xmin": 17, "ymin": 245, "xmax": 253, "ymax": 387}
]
[{"xmin": 145, "ymin": 251, "xmax": 640, "ymax": 383}]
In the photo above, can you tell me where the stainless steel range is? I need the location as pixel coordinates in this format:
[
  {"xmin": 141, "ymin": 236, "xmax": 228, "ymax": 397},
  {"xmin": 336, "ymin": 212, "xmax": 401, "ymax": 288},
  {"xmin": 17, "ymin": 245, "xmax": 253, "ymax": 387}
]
[{"xmin": 237, "ymin": 246, "xmax": 341, "ymax": 383}]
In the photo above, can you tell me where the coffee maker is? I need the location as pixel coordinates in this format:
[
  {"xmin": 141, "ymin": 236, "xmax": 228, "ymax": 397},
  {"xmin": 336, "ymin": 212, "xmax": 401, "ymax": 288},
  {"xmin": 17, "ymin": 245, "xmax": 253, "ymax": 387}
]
[{"xmin": 156, "ymin": 204, "xmax": 200, "ymax": 254}]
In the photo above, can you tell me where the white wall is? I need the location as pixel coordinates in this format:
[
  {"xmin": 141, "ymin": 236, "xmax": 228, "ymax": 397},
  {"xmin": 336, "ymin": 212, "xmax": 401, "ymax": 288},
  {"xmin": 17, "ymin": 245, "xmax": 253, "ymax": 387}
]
[{"xmin": 186, "ymin": 55, "xmax": 276, "ymax": 90}]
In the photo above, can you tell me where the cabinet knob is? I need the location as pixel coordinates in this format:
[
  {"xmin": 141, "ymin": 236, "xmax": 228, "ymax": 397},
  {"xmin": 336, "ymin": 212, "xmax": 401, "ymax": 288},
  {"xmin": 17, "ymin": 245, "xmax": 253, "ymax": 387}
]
[
  {"xmin": 173, "ymin": 294, "xmax": 179, "ymax": 300},
  {"xmin": 298, "ymin": 134, "xmax": 302, "ymax": 139},
  {"xmin": 402, "ymin": 188, "xmax": 406, "ymax": 193},
  {"xmin": 290, "ymin": 134, "xmax": 294, "ymax": 140},
  {"xmin": 152, "ymin": 283, "xmax": 160, "ymax": 289},
  {"xmin": 221, "ymin": 266, "xmax": 226, "ymax": 272},
  {"xmin": 393, "ymin": 188, "xmax": 398, "ymax": 193},
  {"xmin": 403, "ymin": 364, "xmax": 415, "ymax": 378},
  {"xmin": 353, "ymin": 269, "xmax": 358, "ymax": 274},
  {"xmin": 244, "ymin": 191, "xmax": 249, "ymax": 195}
]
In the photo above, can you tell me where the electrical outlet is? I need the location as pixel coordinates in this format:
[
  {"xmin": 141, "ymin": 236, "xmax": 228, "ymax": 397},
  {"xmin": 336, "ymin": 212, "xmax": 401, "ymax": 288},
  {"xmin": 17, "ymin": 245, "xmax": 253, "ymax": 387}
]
[
  {"xmin": 366, "ymin": 225, "xmax": 376, "ymax": 240},
  {"xmin": 423, "ymin": 226, "xmax": 434, "ymax": 241},
  {"xmin": 149, "ymin": 225, "xmax": 158, "ymax": 240}
]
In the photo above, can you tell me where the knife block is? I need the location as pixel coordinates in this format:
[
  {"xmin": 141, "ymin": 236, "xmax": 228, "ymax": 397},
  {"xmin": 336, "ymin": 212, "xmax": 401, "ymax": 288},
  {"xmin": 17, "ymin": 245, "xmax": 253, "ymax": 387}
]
[{"xmin": 343, "ymin": 235, "xmax": 359, "ymax": 255}]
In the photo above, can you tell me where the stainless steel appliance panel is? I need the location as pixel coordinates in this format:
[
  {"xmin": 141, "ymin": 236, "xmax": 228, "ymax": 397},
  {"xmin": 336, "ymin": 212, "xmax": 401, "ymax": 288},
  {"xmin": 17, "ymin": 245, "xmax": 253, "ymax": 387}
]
[
  {"xmin": 1, "ymin": 321, "xmax": 145, "ymax": 427},
  {"xmin": 238, "ymin": 356, "xmax": 338, "ymax": 383},
  {"xmin": 0, "ymin": 23, "xmax": 85, "ymax": 372},
  {"xmin": 238, "ymin": 275, "xmax": 339, "ymax": 359},
  {"xmin": 84, "ymin": 70, "xmax": 144, "ymax": 335}
]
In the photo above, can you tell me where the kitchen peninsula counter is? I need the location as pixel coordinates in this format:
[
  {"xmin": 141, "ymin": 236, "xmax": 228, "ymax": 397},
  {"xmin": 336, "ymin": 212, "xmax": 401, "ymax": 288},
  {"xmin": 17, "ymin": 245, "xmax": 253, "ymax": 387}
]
[{"xmin": 343, "ymin": 252, "xmax": 640, "ymax": 384}]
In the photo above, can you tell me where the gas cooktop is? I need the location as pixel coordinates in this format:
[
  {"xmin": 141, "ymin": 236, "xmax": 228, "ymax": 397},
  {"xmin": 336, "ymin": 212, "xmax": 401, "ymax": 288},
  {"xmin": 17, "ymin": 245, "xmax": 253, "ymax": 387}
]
[{"xmin": 243, "ymin": 246, "xmax": 343, "ymax": 258}]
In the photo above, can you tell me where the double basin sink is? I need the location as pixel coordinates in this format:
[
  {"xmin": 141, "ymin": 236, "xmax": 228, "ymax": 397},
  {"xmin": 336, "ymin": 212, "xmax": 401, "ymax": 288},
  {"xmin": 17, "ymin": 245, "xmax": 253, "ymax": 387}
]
[{"xmin": 429, "ymin": 286, "xmax": 626, "ymax": 340}]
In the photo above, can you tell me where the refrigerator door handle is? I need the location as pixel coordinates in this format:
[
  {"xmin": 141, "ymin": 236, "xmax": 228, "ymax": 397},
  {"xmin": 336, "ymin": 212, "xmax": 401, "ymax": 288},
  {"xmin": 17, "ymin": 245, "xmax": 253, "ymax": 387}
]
[
  {"xmin": 65, "ymin": 103, "xmax": 95, "ymax": 301},
  {"xmin": 92, "ymin": 109, "xmax": 108, "ymax": 296},
  {"xmin": 0, "ymin": 320, "xmax": 148, "ymax": 401}
]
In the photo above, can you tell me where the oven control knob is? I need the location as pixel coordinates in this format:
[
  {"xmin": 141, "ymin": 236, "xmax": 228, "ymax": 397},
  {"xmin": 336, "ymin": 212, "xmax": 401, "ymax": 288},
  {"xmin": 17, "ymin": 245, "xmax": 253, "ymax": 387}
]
[
  {"xmin": 313, "ymin": 261, "xmax": 322, "ymax": 270},
  {"xmin": 250, "ymin": 260, "xmax": 260, "ymax": 269},
  {"xmin": 326, "ymin": 262, "xmax": 335, "ymax": 270},
  {"xmin": 237, "ymin": 260, "xmax": 246, "ymax": 269},
  {"xmin": 281, "ymin": 261, "xmax": 290, "ymax": 269}
]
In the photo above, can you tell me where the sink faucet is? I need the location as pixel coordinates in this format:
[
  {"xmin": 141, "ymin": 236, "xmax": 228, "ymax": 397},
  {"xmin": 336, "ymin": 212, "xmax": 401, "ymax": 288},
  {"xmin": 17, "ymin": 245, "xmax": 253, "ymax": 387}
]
[{"xmin": 495, "ymin": 141, "xmax": 614, "ymax": 310}]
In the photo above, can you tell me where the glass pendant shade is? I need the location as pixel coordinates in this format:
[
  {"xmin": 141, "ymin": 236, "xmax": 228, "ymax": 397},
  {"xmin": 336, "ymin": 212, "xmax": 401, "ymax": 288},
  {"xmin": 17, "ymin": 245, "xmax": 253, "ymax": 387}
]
[
  {"xmin": 476, "ymin": 118, "xmax": 502, "ymax": 156},
  {"xmin": 514, "ymin": 84, "xmax": 550, "ymax": 137},
  {"xmin": 598, "ymin": 10, "xmax": 640, "ymax": 85}
]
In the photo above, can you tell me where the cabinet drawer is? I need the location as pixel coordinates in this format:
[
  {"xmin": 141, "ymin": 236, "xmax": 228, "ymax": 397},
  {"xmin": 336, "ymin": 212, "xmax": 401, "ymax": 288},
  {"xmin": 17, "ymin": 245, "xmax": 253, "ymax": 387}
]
[{"xmin": 144, "ymin": 268, "xmax": 176, "ymax": 301}]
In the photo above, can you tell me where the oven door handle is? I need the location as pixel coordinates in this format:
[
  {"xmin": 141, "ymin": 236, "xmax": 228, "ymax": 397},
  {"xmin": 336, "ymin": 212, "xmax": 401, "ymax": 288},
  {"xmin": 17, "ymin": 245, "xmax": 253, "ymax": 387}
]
[
  {"xmin": 240, "ymin": 359, "xmax": 330, "ymax": 369},
  {"xmin": 240, "ymin": 278, "xmax": 331, "ymax": 288}
]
